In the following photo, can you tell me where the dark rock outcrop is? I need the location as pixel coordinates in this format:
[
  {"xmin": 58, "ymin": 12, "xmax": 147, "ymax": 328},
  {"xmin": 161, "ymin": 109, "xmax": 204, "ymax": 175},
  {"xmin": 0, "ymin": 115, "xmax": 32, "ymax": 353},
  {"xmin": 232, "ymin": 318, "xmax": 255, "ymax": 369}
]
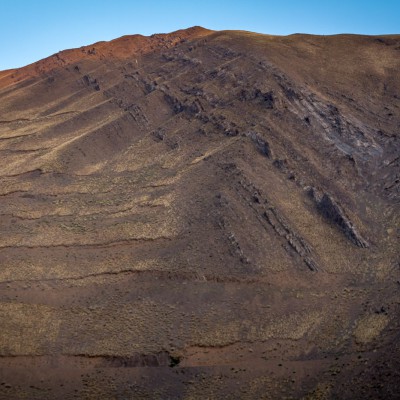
[{"xmin": 310, "ymin": 188, "xmax": 369, "ymax": 248}]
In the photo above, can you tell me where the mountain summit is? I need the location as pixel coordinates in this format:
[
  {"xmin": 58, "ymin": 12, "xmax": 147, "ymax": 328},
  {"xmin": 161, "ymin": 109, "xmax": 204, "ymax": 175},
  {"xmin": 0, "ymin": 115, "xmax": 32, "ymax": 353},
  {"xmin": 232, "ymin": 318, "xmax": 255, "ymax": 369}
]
[
  {"xmin": 0, "ymin": 27, "xmax": 399, "ymax": 399},
  {"xmin": 0, "ymin": 26, "xmax": 213, "ymax": 86}
]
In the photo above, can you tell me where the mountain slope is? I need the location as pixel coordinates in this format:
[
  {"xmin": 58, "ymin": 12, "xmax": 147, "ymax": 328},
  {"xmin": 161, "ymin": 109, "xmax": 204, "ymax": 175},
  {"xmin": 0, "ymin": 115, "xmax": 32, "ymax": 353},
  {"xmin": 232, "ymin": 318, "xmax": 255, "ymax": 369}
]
[{"xmin": 0, "ymin": 27, "xmax": 399, "ymax": 399}]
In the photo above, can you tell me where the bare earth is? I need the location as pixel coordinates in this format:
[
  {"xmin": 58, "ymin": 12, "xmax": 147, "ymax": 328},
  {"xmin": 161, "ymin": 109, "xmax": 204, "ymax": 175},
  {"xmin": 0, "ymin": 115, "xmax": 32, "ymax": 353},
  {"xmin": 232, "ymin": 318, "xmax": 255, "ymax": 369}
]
[{"xmin": 0, "ymin": 27, "xmax": 399, "ymax": 399}]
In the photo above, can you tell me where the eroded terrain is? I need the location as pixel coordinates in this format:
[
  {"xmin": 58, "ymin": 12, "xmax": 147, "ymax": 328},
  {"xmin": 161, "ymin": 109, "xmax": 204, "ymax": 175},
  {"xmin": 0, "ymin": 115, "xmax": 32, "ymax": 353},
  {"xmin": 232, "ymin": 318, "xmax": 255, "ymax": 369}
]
[{"xmin": 0, "ymin": 27, "xmax": 399, "ymax": 399}]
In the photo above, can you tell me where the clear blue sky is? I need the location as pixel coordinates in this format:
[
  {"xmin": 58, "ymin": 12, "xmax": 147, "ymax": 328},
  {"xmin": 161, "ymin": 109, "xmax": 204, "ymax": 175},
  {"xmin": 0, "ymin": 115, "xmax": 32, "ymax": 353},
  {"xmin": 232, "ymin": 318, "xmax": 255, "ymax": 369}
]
[{"xmin": 1, "ymin": 0, "xmax": 399, "ymax": 70}]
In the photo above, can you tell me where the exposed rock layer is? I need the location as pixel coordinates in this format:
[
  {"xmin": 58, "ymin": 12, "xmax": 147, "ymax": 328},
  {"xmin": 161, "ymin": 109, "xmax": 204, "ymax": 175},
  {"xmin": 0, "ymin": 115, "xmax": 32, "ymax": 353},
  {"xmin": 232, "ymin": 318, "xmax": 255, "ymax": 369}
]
[{"xmin": 0, "ymin": 27, "xmax": 399, "ymax": 399}]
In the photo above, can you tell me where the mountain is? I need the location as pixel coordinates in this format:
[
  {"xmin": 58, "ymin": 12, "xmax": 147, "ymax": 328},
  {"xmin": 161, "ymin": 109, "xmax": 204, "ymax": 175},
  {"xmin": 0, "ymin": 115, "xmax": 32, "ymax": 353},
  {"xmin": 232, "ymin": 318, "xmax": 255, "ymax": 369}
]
[{"xmin": 0, "ymin": 26, "xmax": 399, "ymax": 399}]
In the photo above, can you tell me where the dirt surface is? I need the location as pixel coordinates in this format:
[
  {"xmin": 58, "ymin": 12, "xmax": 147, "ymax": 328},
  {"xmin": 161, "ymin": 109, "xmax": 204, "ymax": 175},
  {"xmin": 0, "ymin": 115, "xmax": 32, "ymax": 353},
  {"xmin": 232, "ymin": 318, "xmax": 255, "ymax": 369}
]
[{"xmin": 0, "ymin": 27, "xmax": 399, "ymax": 399}]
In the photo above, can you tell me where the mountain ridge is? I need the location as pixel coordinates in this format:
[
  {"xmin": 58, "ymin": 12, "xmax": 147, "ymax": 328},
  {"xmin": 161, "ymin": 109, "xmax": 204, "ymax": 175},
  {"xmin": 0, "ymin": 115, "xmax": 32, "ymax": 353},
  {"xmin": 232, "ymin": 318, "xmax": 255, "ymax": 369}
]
[{"xmin": 2, "ymin": 26, "xmax": 400, "ymax": 87}]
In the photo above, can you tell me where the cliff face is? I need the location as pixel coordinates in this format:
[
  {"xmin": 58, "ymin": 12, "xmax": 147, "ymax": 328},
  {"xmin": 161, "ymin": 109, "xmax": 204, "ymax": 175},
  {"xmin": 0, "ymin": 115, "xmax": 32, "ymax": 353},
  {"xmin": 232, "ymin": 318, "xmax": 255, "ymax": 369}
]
[{"xmin": 0, "ymin": 27, "xmax": 399, "ymax": 399}]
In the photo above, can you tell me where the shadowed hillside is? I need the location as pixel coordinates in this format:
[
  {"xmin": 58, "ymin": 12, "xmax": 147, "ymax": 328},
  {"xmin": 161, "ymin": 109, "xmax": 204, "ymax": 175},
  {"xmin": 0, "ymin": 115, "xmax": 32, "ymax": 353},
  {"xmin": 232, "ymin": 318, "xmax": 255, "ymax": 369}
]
[{"xmin": 0, "ymin": 27, "xmax": 399, "ymax": 399}]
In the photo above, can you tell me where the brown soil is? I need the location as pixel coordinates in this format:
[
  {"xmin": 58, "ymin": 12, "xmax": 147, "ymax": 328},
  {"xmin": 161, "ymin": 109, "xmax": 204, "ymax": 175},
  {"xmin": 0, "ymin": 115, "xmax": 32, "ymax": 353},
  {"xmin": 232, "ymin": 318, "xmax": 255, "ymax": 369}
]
[{"xmin": 0, "ymin": 27, "xmax": 399, "ymax": 399}]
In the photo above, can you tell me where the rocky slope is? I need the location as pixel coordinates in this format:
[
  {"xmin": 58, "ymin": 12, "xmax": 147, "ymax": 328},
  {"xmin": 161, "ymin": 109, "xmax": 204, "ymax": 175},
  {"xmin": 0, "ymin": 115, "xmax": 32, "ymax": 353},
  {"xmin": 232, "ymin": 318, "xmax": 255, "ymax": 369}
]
[{"xmin": 0, "ymin": 27, "xmax": 399, "ymax": 399}]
